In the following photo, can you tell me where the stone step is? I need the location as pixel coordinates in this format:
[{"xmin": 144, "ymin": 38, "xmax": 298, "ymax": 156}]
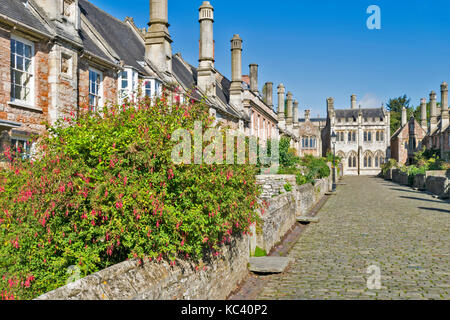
[
  {"xmin": 296, "ymin": 216, "xmax": 320, "ymax": 223},
  {"xmin": 249, "ymin": 257, "xmax": 294, "ymax": 274}
]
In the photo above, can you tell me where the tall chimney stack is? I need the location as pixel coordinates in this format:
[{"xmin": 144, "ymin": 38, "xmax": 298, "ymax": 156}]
[
  {"xmin": 305, "ymin": 110, "xmax": 311, "ymax": 122},
  {"xmin": 441, "ymin": 82, "xmax": 449, "ymax": 129},
  {"xmin": 146, "ymin": 0, "xmax": 172, "ymax": 73},
  {"xmin": 401, "ymin": 106, "xmax": 407, "ymax": 127},
  {"xmin": 351, "ymin": 94, "xmax": 357, "ymax": 109},
  {"xmin": 229, "ymin": 34, "xmax": 243, "ymax": 110},
  {"xmin": 286, "ymin": 92, "xmax": 293, "ymax": 126},
  {"xmin": 197, "ymin": 1, "xmax": 216, "ymax": 98},
  {"xmin": 277, "ymin": 84, "xmax": 286, "ymax": 122},
  {"xmin": 293, "ymin": 100, "xmax": 299, "ymax": 125},
  {"xmin": 264, "ymin": 82, "xmax": 273, "ymax": 110},
  {"xmin": 249, "ymin": 64, "xmax": 259, "ymax": 94},
  {"xmin": 420, "ymin": 98, "xmax": 428, "ymax": 132},
  {"xmin": 430, "ymin": 91, "xmax": 438, "ymax": 133}
]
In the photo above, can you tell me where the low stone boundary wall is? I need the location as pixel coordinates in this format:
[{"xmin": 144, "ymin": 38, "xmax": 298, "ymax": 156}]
[
  {"xmin": 384, "ymin": 169, "xmax": 449, "ymax": 199},
  {"xmin": 37, "ymin": 236, "xmax": 249, "ymax": 300},
  {"xmin": 252, "ymin": 175, "xmax": 331, "ymax": 254},
  {"xmin": 413, "ymin": 174, "xmax": 426, "ymax": 190},
  {"xmin": 256, "ymin": 174, "xmax": 297, "ymax": 199},
  {"xmin": 392, "ymin": 169, "xmax": 409, "ymax": 186},
  {"xmin": 426, "ymin": 176, "xmax": 449, "ymax": 199}
]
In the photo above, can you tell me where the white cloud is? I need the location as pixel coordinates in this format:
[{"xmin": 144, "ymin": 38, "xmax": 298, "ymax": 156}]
[{"xmin": 359, "ymin": 93, "xmax": 383, "ymax": 109}]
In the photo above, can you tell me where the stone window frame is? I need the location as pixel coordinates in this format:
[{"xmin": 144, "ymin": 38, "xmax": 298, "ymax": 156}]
[
  {"xmin": 60, "ymin": 50, "xmax": 74, "ymax": 80},
  {"xmin": 9, "ymin": 34, "xmax": 35, "ymax": 108},
  {"xmin": 118, "ymin": 68, "xmax": 139, "ymax": 103},
  {"xmin": 347, "ymin": 152, "xmax": 357, "ymax": 168},
  {"xmin": 10, "ymin": 131, "xmax": 33, "ymax": 160},
  {"xmin": 88, "ymin": 67, "xmax": 103, "ymax": 112},
  {"xmin": 302, "ymin": 136, "xmax": 317, "ymax": 149}
]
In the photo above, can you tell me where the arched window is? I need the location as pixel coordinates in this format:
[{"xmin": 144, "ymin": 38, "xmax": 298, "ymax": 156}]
[
  {"xmin": 353, "ymin": 156, "xmax": 357, "ymax": 168},
  {"xmin": 348, "ymin": 157, "xmax": 352, "ymax": 168},
  {"xmin": 376, "ymin": 132, "xmax": 380, "ymax": 141},
  {"xmin": 368, "ymin": 132, "xmax": 372, "ymax": 142},
  {"xmin": 364, "ymin": 156, "xmax": 368, "ymax": 167},
  {"xmin": 368, "ymin": 156, "xmax": 372, "ymax": 167}
]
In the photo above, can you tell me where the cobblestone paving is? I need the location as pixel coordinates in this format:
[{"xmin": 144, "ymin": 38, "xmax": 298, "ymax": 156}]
[{"xmin": 256, "ymin": 176, "xmax": 450, "ymax": 300}]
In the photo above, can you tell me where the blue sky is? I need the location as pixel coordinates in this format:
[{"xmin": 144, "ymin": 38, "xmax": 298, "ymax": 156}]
[{"xmin": 90, "ymin": 0, "xmax": 450, "ymax": 117}]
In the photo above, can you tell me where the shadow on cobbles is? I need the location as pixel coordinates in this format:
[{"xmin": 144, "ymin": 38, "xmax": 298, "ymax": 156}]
[{"xmin": 418, "ymin": 207, "xmax": 450, "ymax": 214}]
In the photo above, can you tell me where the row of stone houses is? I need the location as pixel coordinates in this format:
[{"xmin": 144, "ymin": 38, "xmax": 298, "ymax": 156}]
[
  {"xmin": 0, "ymin": 0, "xmax": 391, "ymax": 175},
  {"xmin": 391, "ymin": 82, "xmax": 449, "ymax": 164}
]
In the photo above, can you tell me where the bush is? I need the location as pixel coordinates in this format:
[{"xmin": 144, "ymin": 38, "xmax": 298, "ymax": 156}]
[
  {"xmin": 300, "ymin": 155, "xmax": 330, "ymax": 180},
  {"xmin": 0, "ymin": 93, "xmax": 261, "ymax": 300},
  {"xmin": 279, "ymin": 137, "xmax": 300, "ymax": 168},
  {"xmin": 381, "ymin": 159, "xmax": 398, "ymax": 175}
]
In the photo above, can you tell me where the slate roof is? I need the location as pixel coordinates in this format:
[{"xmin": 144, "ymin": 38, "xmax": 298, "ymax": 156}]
[
  {"xmin": 0, "ymin": 0, "xmax": 51, "ymax": 36},
  {"xmin": 78, "ymin": 27, "xmax": 115, "ymax": 63},
  {"xmin": 172, "ymin": 54, "xmax": 242, "ymax": 119},
  {"xmin": 335, "ymin": 108, "xmax": 385, "ymax": 119},
  {"xmin": 299, "ymin": 118, "xmax": 326, "ymax": 123},
  {"xmin": 79, "ymin": 0, "xmax": 148, "ymax": 74}
]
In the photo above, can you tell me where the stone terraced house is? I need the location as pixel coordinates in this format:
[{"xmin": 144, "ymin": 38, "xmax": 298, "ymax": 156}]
[
  {"xmin": 390, "ymin": 82, "xmax": 449, "ymax": 164},
  {"xmin": 0, "ymin": 0, "xmax": 289, "ymax": 161},
  {"xmin": 0, "ymin": 0, "xmax": 397, "ymax": 174}
]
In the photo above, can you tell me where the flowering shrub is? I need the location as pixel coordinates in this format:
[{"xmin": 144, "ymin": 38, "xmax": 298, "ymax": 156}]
[{"xmin": 0, "ymin": 92, "xmax": 260, "ymax": 300}]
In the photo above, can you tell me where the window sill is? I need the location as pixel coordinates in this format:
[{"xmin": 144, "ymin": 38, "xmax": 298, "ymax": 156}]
[{"xmin": 8, "ymin": 101, "xmax": 42, "ymax": 112}]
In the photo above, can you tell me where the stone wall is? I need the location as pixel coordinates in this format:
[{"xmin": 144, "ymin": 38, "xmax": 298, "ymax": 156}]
[
  {"xmin": 425, "ymin": 176, "xmax": 449, "ymax": 199},
  {"xmin": 392, "ymin": 169, "xmax": 409, "ymax": 186},
  {"xmin": 413, "ymin": 174, "xmax": 426, "ymax": 190},
  {"xmin": 37, "ymin": 235, "xmax": 249, "ymax": 300},
  {"xmin": 253, "ymin": 175, "xmax": 331, "ymax": 254},
  {"xmin": 386, "ymin": 169, "xmax": 449, "ymax": 199},
  {"xmin": 256, "ymin": 174, "xmax": 297, "ymax": 199}
]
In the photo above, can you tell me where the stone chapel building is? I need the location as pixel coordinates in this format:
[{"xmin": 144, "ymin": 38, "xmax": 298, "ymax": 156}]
[{"xmin": 324, "ymin": 95, "xmax": 391, "ymax": 176}]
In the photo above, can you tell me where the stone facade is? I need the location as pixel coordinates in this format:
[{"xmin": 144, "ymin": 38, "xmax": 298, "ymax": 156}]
[
  {"xmin": 391, "ymin": 117, "xmax": 427, "ymax": 165},
  {"xmin": 325, "ymin": 95, "xmax": 391, "ymax": 176},
  {"xmin": 400, "ymin": 82, "xmax": 450, "ymax": 162},
  {"xmin": 296, "ymin": 110, "xmax": 326, "ymax": 157}
]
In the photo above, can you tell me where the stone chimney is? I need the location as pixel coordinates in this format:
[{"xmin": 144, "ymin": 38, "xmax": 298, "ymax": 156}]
[
  {"xmin": 197, "ymin": 1, "xmax": 216, "ymax": 98},
  {"xmin": 264, "ymin": 82, "xmax": 273, "ymax": 109},
  {"xmin": 145, "ymin": 0, "xmax": 173, "ymax": 73},
  {"xmin": 430, "ymin": 91, "xmax": 438, "ymax": 133},
  {"xmin": 286, "ymin": 92, "xmax": 293, "ymax": 126},
  {"xmin": 401, "ymin": 107, "xmax": 407, "ymax": 127},
  {"xmin": 229, "ymin": 34, "xmax": 243, "ymax": 110},
  {"xmin": 249, "ymin": 64, "xmax": 259, "ymax": 94},
  {"xmin": 351, "ymin": 94, "xmax": 357, "ymax": 109},
  {"xmin": 305, "ymin": 110, "xmax": 311, "ymax": 122},
  {"xmin": 441, "ymin": 82, "xmax": 449, "ymax": 129},
  {"xmin": 327, "ymin": 97, "xmax": 334, "ymax": 115},
  {"xmin": 293, "ymin": 100, "xmax": 299, "ymax": 125},
  {"xmin": 277, "ymin": 84, "xmax": 286, "ymax": 122},
  {"xmin": 420, "ymin": 98, "xmax": 427, "ymax": 132},
  {"xmin": 35, "ymin": 0, "xmax": 80, "ymax": 29}
]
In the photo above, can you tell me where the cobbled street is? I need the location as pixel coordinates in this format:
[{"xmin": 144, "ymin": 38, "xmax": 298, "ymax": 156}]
[{"xmin": 253, "ymin": 176, "xmax": 449, "ymax": 300}]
